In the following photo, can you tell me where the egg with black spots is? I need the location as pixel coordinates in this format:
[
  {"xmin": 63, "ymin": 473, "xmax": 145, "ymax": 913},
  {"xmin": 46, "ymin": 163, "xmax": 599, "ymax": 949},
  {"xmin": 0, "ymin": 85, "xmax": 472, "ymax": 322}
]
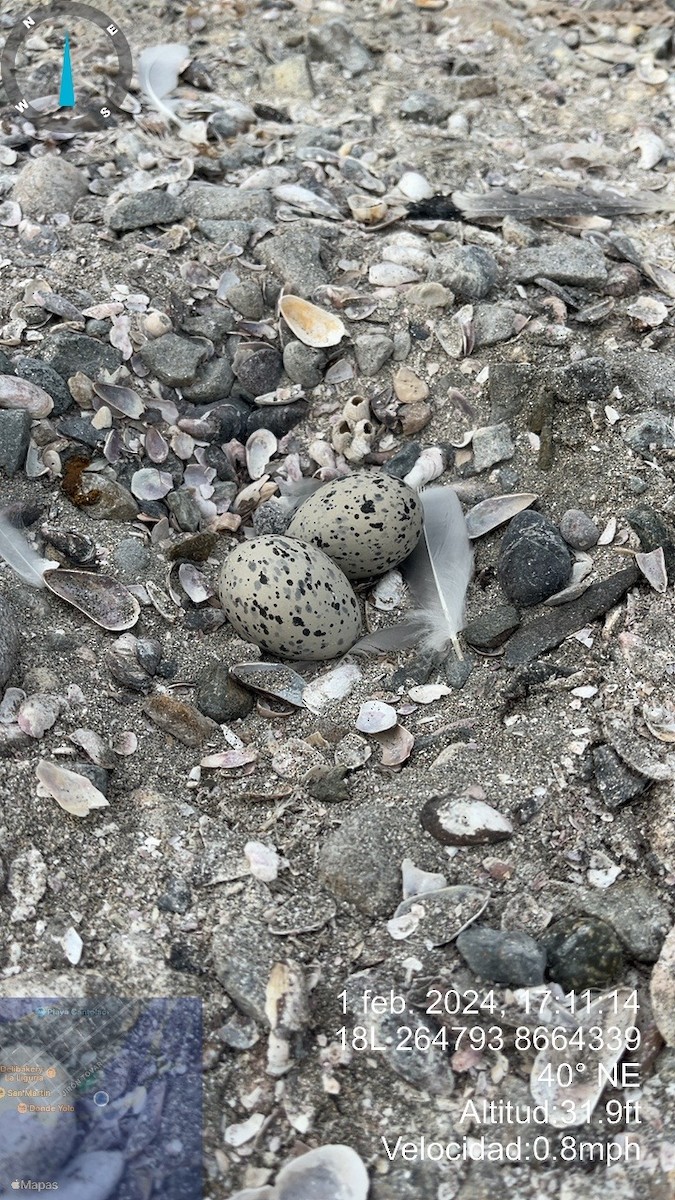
[
  {"xmin": 287, "ymin": 471, "xmax": 423, "ymax": 581},
  {"xmin": 219, "ymin": 535, "xmax": 363, "ymax": 661}
]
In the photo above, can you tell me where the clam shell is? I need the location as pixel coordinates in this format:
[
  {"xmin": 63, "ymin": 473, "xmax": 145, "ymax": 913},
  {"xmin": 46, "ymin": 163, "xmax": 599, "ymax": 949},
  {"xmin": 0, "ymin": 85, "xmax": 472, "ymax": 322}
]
[
  {"xmin": 44, "ymin": 569, "xmax": 140, "ymax": 631},
  {"xmin": 347, "ymin": 194, "xmax": 388, "ymax": 224},
  {"xmin": 275, "ymin": 1144, "xmax": 369, "ymax": 1200},
  {"xmin": 279, "ymin": 295, "xmax": 346, "ymax": 349}
]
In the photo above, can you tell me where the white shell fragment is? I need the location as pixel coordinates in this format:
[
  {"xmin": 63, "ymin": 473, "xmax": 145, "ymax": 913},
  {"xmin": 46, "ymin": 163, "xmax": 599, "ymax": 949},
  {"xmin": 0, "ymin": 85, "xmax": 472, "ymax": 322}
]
[
  {"xmin": 530, "ymin": 990, "xmax": 639, "ymax": 1126},
  {"xmin": 355, "ymin": 700, "xmax": 398, "ymax": 733},
  {"xmin": 303, "ymin": 662, "xmax": 362, "ymax": 713},
  {"xmin": 397, "ymin": 171, "xmax": 433, "ymax": 201},
  {"xmin": 465, "ymin": 493, "xmax": 538, "ymax": 539},
  {"xmin": 401, "ymin": 858, "xmax": 447, "ymax": 899},
  {"xmin": 390, "ymin": 885, "xmax": 490, "ymax": 946},
  {"xmin": 61, "ymin": 926, "xmax": 84, "ymax": 965},
  {"xmin": 131, "ymin": 468, "xmax": 174, "ymax": 500},
  {"xmin": 279, "ymin": 295, "xmax": 346, "ymax": 348},
  {"xmin": 36, "ymin": 759, "xmax": 109, "ymax": 817},
  {"xmin": 245, "ymin": 840, "xmax": 281, "ymax": 882},
  {"xmin": 636, "ymin": 546, "xmax": 667, "ymax": 593},
  {"xmin": 347, "ymin": 194, "xmax": 388, "ymax": 224},
  {"xmin": 246, "ymin": 428, "xmax": 278, "ymax": 479},
  {"xmin": 0, "ymin": 375, "xmax": 53, "ymax": 416}
]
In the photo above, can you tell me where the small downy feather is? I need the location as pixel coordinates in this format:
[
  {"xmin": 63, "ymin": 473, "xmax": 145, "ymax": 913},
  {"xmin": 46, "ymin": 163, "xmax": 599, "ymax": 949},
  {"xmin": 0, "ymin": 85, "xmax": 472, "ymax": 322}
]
[
  {"xmin": 353, "ymin": 487, "xmax": 473, "ymax": 660},
  {"xmin": 0, "ymin": 512, "xmax": 55, "ymax": 587},
  {"xmin": 137, "ymin": 43, "xmax": 190, "ymax": 128}
]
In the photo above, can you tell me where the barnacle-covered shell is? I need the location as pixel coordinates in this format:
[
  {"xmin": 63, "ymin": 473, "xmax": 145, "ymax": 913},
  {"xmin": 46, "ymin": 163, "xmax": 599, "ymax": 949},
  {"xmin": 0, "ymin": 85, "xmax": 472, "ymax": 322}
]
[
  {"xmin": 219, "ymin": 535, "xmax": 362, "ymax": 661},
  {"xmin": 279, "ymin": 295, "xmax": 346, "ymax": 349},
  {"xmin": 287, "ymin": 471, "xmax": 423, "ymax": 581}
]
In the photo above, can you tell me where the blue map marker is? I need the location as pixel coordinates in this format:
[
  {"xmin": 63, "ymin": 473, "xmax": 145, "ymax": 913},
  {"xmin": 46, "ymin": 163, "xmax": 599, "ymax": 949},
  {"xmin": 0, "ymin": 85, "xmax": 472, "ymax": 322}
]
[{"xmin": 58, "ymin": 31, "xmax": 75, "ymax": 107}]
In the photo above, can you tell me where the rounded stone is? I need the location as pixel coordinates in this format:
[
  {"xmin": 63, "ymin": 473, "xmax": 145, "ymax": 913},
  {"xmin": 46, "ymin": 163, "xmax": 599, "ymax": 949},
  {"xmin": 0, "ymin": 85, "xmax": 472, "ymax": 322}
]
[
  {"xmin": 497, "ymin": 510, "xmax": 572, "ymax": 606},
  {"xmin": 456, "ymin": 927, "xmax": 547, "ymax": 987},
  {"xmin": 559, "ymin": 508, "xmax": 600, "ymax": 550},
  {"xmin": 12, "ymin": 156, "xmax": 87, "ymax": 217},
  {"xmin": 195, "ymin": 663, "xmax": 255, "ymax": 722},
  {"xmin": 283, "ymin": 341, "xmax": 324, "ymax": 388},
  {"xmin": 429, "ymin": 245, "xmax": 500, "ymax": 300},
  {"xmin": 542, "ymin": 915, "xmax": 625, "ymax": 993}
]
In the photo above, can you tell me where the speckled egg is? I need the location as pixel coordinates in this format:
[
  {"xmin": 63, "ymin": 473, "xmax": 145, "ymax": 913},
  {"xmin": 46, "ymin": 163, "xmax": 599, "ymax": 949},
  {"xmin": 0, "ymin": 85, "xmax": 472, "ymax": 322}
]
[
  {"xmin": 219, "ymin": 535, "xmax": 363, "ymax": 661},
  {"xmin": 286, "ymin": 471, "xmax": 423, "ymax": 580}
]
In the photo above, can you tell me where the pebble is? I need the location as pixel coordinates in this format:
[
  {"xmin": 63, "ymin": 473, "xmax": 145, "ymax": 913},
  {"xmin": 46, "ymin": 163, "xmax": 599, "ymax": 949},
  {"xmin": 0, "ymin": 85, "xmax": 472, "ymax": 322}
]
[
  {"xmin": 185, "ymin": 185, "xmax": 273, "ymax": 223},
  {"xmin": 421, "ymin": 796, "xmax": 513, "ymax": 846},
  {"xmin": 399, "ymin": 90, "xmax": 450, "ymax": 124},
  {"xmin": 473, "ymin": 303, "xmax": 518, "ymax": 347},
  {"xmin": 510, "ymin": 237, "xmax": 607, "ymax": 289},
  {"xmin": 252, "ymin": 499, "xmax": 292, "ymax": 536},
  {"xmin": 13, "ymin": 356, "xmax": 73, "ymax": 417},
  {"xmin": 233, "ymin": 345, "xmax": 283, "ymax": 397},
  {"xmin": 354, "ymin": 332, "xmax": 395, "ymax": 375},
  {"xmin": 82, "ymin": 477, "xmax": 138, "ymax": 521},
  {"xmin": 106, "ymin": 191, "xmax": 185, "ymax": 232},
  {"xmin": 166, "ymin": 489, "xmax": 202, "ymax": 532},
  {"xmin": 12, "ymin": 156, "xmax": 87, "ymax": 217},
  {"xmin": 0, "ymin": 595, "xmax": 20, "ymax": 688},
  {"xmin": 622, "ymin": 410, "xmax": 675, "ymax": 457},
  {"xmin": 456, "ymin": 927, "xmax": 547, "ymax": 986},
  {"xmin": 613, "ymin": 350, "xmax": 675, "ymax": 406},
  {"xmin": 445, "ymin": 656, "xmax": 474, "ymax": 689},
  {"xmin": 489, "ymin": 361, "xmax": 537, "ymax": 421},
  {"xmin": 208, "ymin": 99, "xmax": 256, "ymax": 137},
  {"xmin": 318, "ymin": 801, "xmax": 422, "ymax": 916},
  {"xmin": 140, "ymin": 334, "xmax": 209, "ymax": 387},
  {"xmin": 306, "ymin": 765, "xmax": 350, "ymax": 803},
  {"xmin": 57, "ymin": 414, "xmax": 104, "ymax": 447},
  {"xmin": 142, "ymin": 694, "xmax": 219, "ymax": 748},
  {"xmin": 590, "ymin": 744, "xmax": 649, "ymax": 810},
  {"xmin": 626, "ymin": 504, "xmax": 675, "ymax": 579},
  {"xmin": 113, "ymin": 537, "xmax": 151, "ymax": 581},
  {"xmin": 195, "ymin": 663, "xmax": 255, "ymax": 723},
  {"xmin": 471, "ymin": 422, "xmax": 514, "ymax": 473},
  {"xmin": 0, "ymin": 409, "xmax": 30, "ymax": 477},
  {"xmin": 497, "ymin": 511, "xmax": 572, "ymax": 607},
  {"xmin": 181, "ymin": 360, "xmax": 235, "ymax": 404},
  {"xmin": 542, "ymin": 915, "xmax": 624, "ymax": 992},
  {"xmin": 429, "ymin": 245, "xmax": 500, "ymax": 300},
  {"xmin": 197, "ymin": 218, "xmax": 253, "ymax": 246},
  {"xmin": 256, "ymin": 226, "xmax": 328, "ymax": 297},
  {"xmin": 269, "ymin": 53, "xmax": 315, "ymax": 100},
  {"xmin": 157, "ymin": 876, "xmax": 192, "ymax": 915},
  {"xmin": 224, "ymin": 280, "xmax": 265, "ymax": 321},
  {"xmin": 212, "ymin": 907, "xmax": 279, "ymax": 1023},
  {"xmin": 463, "ymin": 604, "xmax": 520, "ymax": 650},
  {"xmin": 559, "ymin": 508, "xmax": 599, "ymax": 550},
  {"xmin": 283, "ymin": 341, "xmax": 324, "ymax": 388},
  {"xmin": 540, "ymin": 879, "xmax": 670, "ymax": 964},
  {"xmin": 307, "ymin": 19, "xmax": 372, "ymax": 75},
  {"xmin": 245, "ymin": 400, "xmax": 309, "ymax": 440},
  {"xmin": 41, "ymin": 331, "xmax": 121, "ymax": 381}
]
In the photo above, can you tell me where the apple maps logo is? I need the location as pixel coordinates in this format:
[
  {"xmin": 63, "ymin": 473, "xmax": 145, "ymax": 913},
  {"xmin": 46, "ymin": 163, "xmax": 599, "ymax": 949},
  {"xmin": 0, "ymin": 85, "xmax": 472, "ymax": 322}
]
[{"xmin": 10, "ymin": 1183, "xmax": 59, "ymax": 1192}]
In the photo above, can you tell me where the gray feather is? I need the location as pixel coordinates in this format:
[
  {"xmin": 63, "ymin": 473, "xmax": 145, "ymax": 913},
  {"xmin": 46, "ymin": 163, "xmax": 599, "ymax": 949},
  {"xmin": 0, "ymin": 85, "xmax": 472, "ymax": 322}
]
[
  {"xmin": 0, "ymin": 513, "xmax": 54, "ymax": 587},
  {"xmin": 352, "ymin": 487, "xmax": 473, "ymax": 660},
  {"xmin": 137, "ymin": 43, "xmax": 189, "ymax": 127}
]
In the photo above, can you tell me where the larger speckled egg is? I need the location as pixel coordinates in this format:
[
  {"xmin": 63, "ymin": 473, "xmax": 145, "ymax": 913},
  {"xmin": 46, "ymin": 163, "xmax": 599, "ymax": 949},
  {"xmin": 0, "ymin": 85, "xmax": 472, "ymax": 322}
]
[
  {"xmin": 286, "ymin": 471, "xmax": 423, "ymax": 581},
  {"xmin": 219, "ymin": 535, "xmax": 363, "ymax": 661}
]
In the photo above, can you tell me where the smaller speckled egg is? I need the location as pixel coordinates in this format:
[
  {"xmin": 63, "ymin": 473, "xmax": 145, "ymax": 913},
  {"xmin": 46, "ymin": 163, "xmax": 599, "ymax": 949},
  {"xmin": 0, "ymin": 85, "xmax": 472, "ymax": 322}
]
[
  {"xmin": 219, "ymin": 535, "xmax": 363, "ymax": 661},
  {"xmin": 287, "ymin": 471, "xmax": 423, "ymax": 581}
]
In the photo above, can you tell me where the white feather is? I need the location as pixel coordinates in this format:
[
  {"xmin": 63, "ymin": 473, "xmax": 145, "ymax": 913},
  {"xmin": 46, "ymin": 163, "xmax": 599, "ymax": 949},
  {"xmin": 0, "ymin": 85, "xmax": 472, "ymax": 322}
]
[
  {"xmin": 0, "ymin": 513, "xmax": 56, "ymax": 587},
  {"xmin": 352, "ymin": 486, "xmax": 473, "ymax": 660},
  {"xmin": 137, "ymin": 44, "xmax": 190, "ymax": 128}
]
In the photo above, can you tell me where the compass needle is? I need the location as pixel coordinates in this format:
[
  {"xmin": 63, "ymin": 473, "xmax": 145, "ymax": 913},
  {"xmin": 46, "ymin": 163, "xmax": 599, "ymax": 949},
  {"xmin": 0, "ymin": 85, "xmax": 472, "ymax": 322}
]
[{"xmin": 58, "ymin": 31, "xmax": 76, "ymax": 108}]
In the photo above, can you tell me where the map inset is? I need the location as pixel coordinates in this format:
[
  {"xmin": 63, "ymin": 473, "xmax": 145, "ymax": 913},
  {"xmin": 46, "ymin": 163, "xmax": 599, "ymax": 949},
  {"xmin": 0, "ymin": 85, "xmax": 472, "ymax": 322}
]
[{"xmin": 0, "ymin": 997, "xmax": 202, "ymax": 1198}]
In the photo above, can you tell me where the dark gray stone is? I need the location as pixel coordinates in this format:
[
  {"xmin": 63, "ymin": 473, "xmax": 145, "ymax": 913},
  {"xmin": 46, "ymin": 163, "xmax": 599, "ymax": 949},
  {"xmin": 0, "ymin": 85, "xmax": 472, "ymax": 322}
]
[
  {"xmin": 399, "ymin": 91, "xmax": 450, "ymax": 124},
  {"xmin": 157, "ymin": 877, "xmax": 192, "ymax": 915},
  {"xmin": 245, "ymin": 400, "xmax": 309, "ymax": 439},
  {"xmin": 625, "ymin": 504, "xmax": 675, "ymax": 579},
  {"xmin": 430, "ymin": 245, "xmax": 500, "ymax": 300},
  {"xmin": 498, "ymin": 511, "xmax": 572, "ymax": 606},
  {"xmin": 282, "ymin": 341, "xmax": 324, "ymax": 388},
  {"xmin": 140, "ymin": 334, "xmax": 209, "ymax": 387},
  {"xmin": 197, "ymin": 219, "xmax": 253, "ymax": 246},
  {"xmin": 233, "ymin": 345, "xmax": 283, "ymax": 398},
  {"xmin": 510, "ymin": 237, "xmax": 607, "ymax": 289},
  {"xmin": 255, "ymin": 226, "xmax": 328, "ymax": 297},
  {"xmin": 612, "ymin": 351, "xmax": 675, "ymax": 408},
  {"xmin": 318, "ymin": 801, "xmax": 422, "ymax": 916},
  {"xmin": 559, "ymin": 508, "xmax": 599, "ymax": 550},
  {"xmin": 185, "ymin": 185, "xmax": 274, "ymax": 222},
  {"xmin": 70, "ymin": 761, "xmax": 109, "ymax": 796},
  {"xmin": 471, "ymin": 422, "xmax": 514, "ymax": 472},
  {"xmin": 622, "ymin": 411, "xmax": 675, "ymax": 456},
  {"xmin": 305, "ymin": 765, "xmax": 350, "ymax": 803},
  {"xmin": 212, "ymin": 908, "xmax": 278, "ymax": 1024},
  {"xmin": 354, "ymin": 333, "xmax": 395, "ymax": 375},
  {"xmin": 552, "ymin": 356, "xmax": 611, "ymax": 404},
  {"xmin": 543, "ymin": 915, "xmax": 624, "ymax": 993},
  {"xmin": 489, "ymin": 362, "xmax": 537, "ymax": 422},
  {"xmin": 195, "ymin": 663, "xmax": 254, "ymax": 723},
  {"xmin": 56, "ymin": 414, "xmax": 104, "ymax": 447},
  {"xmin": 307, "ymin": 19, "xmax": 372, "ymax": 74},
  {"xmin": 166, "ymin": 490, "xmax": 202, "ymax": 533},
  {"xmin": 591, "ymin": 744, "xmax": 650, "ymax": 810},
  {"xmin": 107, "ymin": 191, "xmax": 186, "ymax": 232},
  {"xmin": 181, "ymin": 357, "xmax": 234, "ymax": 403},
  {"xmin": 13, "ymin": 357, "xmax": 73, "ymax": 417},
  {"xmin": 445, "ymin": 656, "xmax": 474, "ymax": 689},
  {"xmin": 540, "ymin": 879, "xmax": 671, "ymax": 965},
  {"xmin": 251, "ymin": 499, "xmax": 292, "ymax": 536},
  {"xmin": 113, "ymin": 537, "xmax": 152, "ymax": 581},
  {"xmin": 0, "ymin": 410, "xmax": 30, "ymax": 477},
  {"xmin": 207, "ymin": 99, "xmax": 256, "ymax": 138},
  {"xmin": 464, "ymin": 605, "xmax": 520, "ymax": 650},
  {"xmin": 456, "ymin": 927, "xmax": 546, "ymax": 986},
  {"xmin": 504, "ymin": 564, "xmax": 639, "ymax": 665},
  {"xmin": 383, "ymin": 442, "xmax": 422, "ymax": 479},
  {"xmin": 473, "ymin": 303, "xmax": 518, "ymax": 347},
  {"xmin": 224, "ymin": 281, "xmax": 265, "ymax": 320},
  {"xmin": 40, "ymin": 332, "xmax": 122, "ymax": 381}
]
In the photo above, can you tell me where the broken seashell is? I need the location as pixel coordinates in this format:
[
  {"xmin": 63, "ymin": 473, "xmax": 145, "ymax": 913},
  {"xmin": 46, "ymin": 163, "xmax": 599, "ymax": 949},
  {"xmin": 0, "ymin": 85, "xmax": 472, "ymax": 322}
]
[
  {"xmin": 246, "ymin": 428, "xmax": 278, "ymax": 480},
  {"xmin": 342, "ymin": 395, "xmax": 370, "ymax": 426},
  {"xmin": 131, "ymin": 468, "xmax": 173, "ymax": 500},
  {"xmin": 368, "ymin": 262, "xmax": 420, "ymax": 287},
  {"xmin": 643, "ymin": 703, "xmax": 675, "ymax": 743},
  {"xmin": 274, "ymin": 1144, "xmax": 369, "ymax": 1200},
  {"xmin": 403, "ymin": 446, "xmax": 445, "ymax": 490},
  {"xmin": 401, "ymin": 858, "xmax": 447, "ymax": 899},
  {"xmin": 303, "ymin": 662, "xmax": 362, "ymax": 713},
  {"xmin": 279, "ymin": 295, "xmax": 346, "ymax": 349},
  {"xmin": 334, "ymin": 732, "xmax": 371, "ymax": 770},
  {"xmin": 374, "ymin": 723, "xmax": 414, "ymax": 766},
  {"xmin": 465, "ymin": 492, "xmax": 538, "ymax": 539},
  {"xmin": 636, "ymin": 546, "xmax": 667, "ymax": 593},
  {"xmin": 36, "ymin": 759, "xmax": 109, "ymax": 817},
  {"xmin": 44, "ymin": 569, "xmax": 140, "ymax": 631},
  {"xmin": 347, "ymin": 194, "xmax": 388, "ymax": 224},
  {"xmin": 355, "ymin": 700, "xmax": 397, "ymax": 733},
  {"xmin": 0, "ymin": 375, "xmax": 53, "ymax": 417},
  {"xmin": 230, "ymin": 662, "xmax": 306, "ymax": 709},
  {"xmin": 93, "ymin": 382, "xmax": 145, "ymax": 419},
  {"xmin": 391, "ymin": 884, "xmax": 489, "ymax": 946},
  {"xmin": 370, "ymin": 569, "xmax": 405, "ymax": 612},
  {"xmin": 396, "ymin": 171, "xmax": 433, "ymax": 201}
]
